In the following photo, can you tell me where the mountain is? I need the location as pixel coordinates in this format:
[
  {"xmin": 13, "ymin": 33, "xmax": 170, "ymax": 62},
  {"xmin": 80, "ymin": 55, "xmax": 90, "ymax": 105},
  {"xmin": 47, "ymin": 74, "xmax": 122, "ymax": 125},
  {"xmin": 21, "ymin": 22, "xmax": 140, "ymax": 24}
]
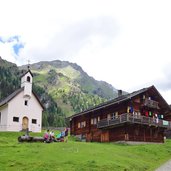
[
  {"xmin": 20, "ymin": 60, "xmax": 118, "ymax": 116},
  {"xmin": 0, "ymin": 57, "xmax": 65, "ymax": 127},
  {"xmin": 0, "ymin": 56, "xmax": 20, "ymax": 99},
  {"xmin": 0, "ymin": 57, "xmax": 119, "ymax": 126}
]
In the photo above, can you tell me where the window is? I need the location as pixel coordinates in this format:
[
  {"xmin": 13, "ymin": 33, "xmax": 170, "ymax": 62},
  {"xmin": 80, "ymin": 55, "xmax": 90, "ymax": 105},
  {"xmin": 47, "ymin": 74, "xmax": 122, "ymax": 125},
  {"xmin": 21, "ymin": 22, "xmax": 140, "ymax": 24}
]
[
  {"xmin": 13, "ymin": 117, "xmax": 19, "ymax": 122},
  {"xmin": 78, "ymin": 121, "xmax": 86, "ymax": 128},
  {"xmin": 107, "ymin": 113, "xmax": 118, "ymax": 120},
  {"xmin": 111, "ymin": 113, "xmax": 115, "ymax": 120},
  {"xmin": 81, "ymin": 121, "xmax": 86, "ymax": 128},
  {"xmin": 32, "ymin": 119, "xmax": 37, "ymax": 124},
  {"xmin": 143, "ymin": 95, "xmax": 146, "ymax": 99},
  {"xmin": 94, "ymin": 118, "xmax": 97, "ymax": 124},
  {"xmin": 27, "ymin": 76, "xmax": 31, "ymax": 82},
  {"xmin": 25, "ymin": 100, "xmax": 28, "ymax": 106},
  {"xmin": 107, "ymin": 114, "xmax": 111, "ymax": 120},
  {"xmin": 115, "ymin": 112, "xmax": 118, "ymax": 118},
  {"xmin": 91, "ymin": 118, "xmax": 97, "ymax": 125}
]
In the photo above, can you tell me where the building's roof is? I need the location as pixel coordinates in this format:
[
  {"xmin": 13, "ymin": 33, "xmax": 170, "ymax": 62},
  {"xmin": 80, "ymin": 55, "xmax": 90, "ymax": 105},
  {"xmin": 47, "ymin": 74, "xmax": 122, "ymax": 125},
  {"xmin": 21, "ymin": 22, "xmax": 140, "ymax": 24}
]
[
  {"xmin": 0, "ymin": 87, "xmax": 44, "ymax": 110},
  {"xmin": 0, "ymin": 87, "xmax": 24, "ymax": 107},
  {"xmin": 32, "ymin": 91, "xmax": 44, "ymax": 110},
  {"xmin": 69, "ymin": 85, "xmax": 171, "ymax": 119},
  {"xmin": 20, "ymin": 69, "xmax": 33, "ymax": 78}
]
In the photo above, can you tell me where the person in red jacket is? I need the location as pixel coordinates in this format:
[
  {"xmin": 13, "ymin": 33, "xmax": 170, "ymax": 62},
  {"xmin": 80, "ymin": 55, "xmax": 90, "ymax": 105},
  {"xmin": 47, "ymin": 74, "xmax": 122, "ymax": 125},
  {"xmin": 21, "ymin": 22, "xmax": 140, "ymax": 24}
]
[{"xmin": 43, "ymin": 129, "xmax": 50, "ymax": 142}]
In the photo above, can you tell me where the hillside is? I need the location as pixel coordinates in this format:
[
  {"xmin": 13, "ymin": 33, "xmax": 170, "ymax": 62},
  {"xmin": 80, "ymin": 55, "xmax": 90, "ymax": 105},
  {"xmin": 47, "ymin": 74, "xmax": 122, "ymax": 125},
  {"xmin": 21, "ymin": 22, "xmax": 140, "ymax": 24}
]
[
  {"xmin": 0, "ymin": 56, "xmax": 20, "ymax": 99},
  {"xmin": 0, "ymin": 57, "xmax": 118, "ymax": 126},
  {"xmin": 20, "ymin": 60, "xmax": 118, "ymax": 116}
]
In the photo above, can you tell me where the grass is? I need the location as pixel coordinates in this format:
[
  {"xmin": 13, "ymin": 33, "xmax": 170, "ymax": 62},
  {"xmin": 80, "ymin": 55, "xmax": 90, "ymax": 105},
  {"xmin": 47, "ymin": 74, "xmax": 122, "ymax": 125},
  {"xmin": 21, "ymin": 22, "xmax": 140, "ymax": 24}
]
[
  {"xmin": 57, "ymin": 66, "xmax": 80, "ymax": 80},
  {"xmin": 0, "ymin": 132, "xmax": 171, "ymax": 171}
]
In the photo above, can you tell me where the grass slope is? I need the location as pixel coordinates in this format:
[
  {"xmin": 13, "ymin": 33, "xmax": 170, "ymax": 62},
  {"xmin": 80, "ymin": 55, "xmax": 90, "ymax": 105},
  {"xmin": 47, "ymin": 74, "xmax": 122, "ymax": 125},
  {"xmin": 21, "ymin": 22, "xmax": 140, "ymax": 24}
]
[
  {"xmin": 32, "ymin": 66, "xmax": 107, "ymax": 117},
  {"xmin": 0, "ymin": 132, "xmax": 171, "ymax": 171}
]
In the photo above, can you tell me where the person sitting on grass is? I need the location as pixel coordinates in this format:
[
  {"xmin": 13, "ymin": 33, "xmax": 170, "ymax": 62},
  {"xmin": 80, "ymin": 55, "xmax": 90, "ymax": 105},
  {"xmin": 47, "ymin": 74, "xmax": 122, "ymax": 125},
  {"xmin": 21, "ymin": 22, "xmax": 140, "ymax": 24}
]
[
  {"xmin": 56, "ymin": 132, "xmax": 62, "ymax": 142},
  {"xmin": 60, "ymin": 129, "xmax": 65, "ymax": 142},
  {"xmin": 64, "ymin": 128, "xmax": 69, "ymax": 143},
  {"xmin": 43, "ymin": 129, "xmax": 50, "ymax": 143},
  {"xmin": 55, "ymin": 131, "xmax": 64, "ymax": 142},
  {"xmin": 50, "ymin": 130, "xmax": 55, "ymax": 141}
]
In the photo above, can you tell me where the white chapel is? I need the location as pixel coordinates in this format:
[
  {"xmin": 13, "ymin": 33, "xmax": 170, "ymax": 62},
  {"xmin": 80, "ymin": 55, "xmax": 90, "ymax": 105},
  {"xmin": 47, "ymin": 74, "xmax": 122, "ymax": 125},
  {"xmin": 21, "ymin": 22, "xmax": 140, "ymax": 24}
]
[{"xmin": 0, "ymin": 68, "xmax": 43, "ymax": 132}]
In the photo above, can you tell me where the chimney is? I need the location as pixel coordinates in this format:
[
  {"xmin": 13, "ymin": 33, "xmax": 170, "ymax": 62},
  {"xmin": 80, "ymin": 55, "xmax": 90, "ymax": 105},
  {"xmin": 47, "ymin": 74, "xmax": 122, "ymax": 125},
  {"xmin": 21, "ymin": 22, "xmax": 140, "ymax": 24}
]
[{"xmin": 118, "ymin": 90, "xmax": 122, "ymax": 97}]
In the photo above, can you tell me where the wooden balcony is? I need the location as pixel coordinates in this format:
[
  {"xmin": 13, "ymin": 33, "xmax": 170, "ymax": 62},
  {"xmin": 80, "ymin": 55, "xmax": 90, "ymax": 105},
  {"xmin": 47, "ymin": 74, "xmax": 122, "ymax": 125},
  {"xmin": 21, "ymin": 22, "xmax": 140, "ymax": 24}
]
[
  {"xmin": 97, "ymin": 113, "xmax": 171, "ymax": 129},
  {"xmin": 143, "ymin": 99, "xmax": 159, "ymax": 109}
]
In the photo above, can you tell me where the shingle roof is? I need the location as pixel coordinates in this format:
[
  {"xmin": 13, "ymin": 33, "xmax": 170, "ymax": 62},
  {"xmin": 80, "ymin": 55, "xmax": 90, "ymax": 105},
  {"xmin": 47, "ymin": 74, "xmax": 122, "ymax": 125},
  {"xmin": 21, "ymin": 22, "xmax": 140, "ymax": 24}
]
[
  {"xmin": 32, "ymin": 91, "xmax": 44, "ymax": 110},
  {"xmin": 20, "ymin": 69, "xmax": 33, "ymax": 78},
  {"xmin": 69, "ymin": 85, "xmax": 170, "ymax": 119},
  {"xmin": 0, "ymin": 87, "xmax": 24, "ymax": 107},
  {"xmin": 0, "ymin": 87, "xmax": 44, "ymax": 110}
]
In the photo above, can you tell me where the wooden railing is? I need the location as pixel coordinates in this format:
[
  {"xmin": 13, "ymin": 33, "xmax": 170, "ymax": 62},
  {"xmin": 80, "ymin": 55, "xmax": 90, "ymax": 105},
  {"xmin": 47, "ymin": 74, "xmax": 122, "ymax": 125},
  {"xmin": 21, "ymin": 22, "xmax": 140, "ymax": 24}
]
[
  {"xmin": 97, "ymin": 113, "xmax": 171, "ymax": 129},
  {"xmin": 143, "ymin": 99, "xmax": 159, "ymax": 109}
]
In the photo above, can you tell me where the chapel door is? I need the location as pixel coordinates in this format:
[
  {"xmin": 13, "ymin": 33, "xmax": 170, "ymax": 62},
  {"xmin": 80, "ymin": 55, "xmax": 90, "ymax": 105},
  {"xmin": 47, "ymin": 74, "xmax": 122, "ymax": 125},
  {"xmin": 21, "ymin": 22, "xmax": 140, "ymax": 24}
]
[{"xmin": 22, "ymin": 117, "xmax": 28, "ymax": 130}]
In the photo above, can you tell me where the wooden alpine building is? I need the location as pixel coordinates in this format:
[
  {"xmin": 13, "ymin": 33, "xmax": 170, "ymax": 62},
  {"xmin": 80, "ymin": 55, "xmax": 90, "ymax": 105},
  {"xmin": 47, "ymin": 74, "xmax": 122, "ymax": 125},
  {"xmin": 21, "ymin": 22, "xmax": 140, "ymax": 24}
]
[{"xmin": 69, "ymin": 85, "xmax": 171, "ymax": 143}]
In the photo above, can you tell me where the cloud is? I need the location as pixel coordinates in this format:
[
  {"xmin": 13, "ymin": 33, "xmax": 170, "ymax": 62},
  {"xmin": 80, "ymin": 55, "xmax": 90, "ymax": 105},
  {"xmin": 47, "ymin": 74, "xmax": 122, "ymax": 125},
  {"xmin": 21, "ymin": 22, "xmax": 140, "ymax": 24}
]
[
  {"xmin": 13, "ymin": 43, "xmax": 24, "ymax": 55},
  {"xmin": 154, "ymin": 63, "xmax": 171, "ymax": 91},
  {"xmin": 50, "ymin": 16, "xmax": 118, "ymax": 56},
  {"xmin": 1, "ymin": 0, "xmax": 171, "ymax": 103},
  {"xmin": 18, "ymin": 16, "xmax": 119, "ymax": 64},
  {"xmin": 0, "ymin": 35, "xmax": 24, "ymax": 63}
]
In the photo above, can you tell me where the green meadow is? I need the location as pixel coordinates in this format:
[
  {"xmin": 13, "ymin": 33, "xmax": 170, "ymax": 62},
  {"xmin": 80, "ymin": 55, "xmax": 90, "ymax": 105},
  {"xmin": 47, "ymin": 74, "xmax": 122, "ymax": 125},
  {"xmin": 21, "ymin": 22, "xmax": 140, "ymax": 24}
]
[{"xmin": 0, "ymin": 132, "xmax": 171, "ymax": 171}]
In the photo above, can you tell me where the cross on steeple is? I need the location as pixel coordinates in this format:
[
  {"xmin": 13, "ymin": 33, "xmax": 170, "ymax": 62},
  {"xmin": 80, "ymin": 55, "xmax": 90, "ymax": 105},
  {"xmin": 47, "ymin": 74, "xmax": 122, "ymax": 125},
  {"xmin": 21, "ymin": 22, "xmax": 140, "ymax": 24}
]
[{"xmin": 27, "ymin": 59, "xmax": 30, "ymax": 70}]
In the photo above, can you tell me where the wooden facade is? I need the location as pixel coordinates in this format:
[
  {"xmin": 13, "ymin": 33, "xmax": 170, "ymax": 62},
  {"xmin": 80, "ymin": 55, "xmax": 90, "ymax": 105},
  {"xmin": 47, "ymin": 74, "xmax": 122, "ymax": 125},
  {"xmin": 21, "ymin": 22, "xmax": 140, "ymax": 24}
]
[{"xmin": 69, "ymin": 86, "xmax": 171, "ymax": 143}]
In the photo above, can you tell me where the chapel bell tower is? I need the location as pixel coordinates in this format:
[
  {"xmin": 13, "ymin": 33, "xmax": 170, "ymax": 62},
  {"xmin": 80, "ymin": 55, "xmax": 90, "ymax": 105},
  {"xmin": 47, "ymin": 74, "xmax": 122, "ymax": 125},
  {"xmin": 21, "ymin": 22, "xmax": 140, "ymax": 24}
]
[{"xmin": 21, "ymin": 66, "xmax": 33, "ymax": 97}]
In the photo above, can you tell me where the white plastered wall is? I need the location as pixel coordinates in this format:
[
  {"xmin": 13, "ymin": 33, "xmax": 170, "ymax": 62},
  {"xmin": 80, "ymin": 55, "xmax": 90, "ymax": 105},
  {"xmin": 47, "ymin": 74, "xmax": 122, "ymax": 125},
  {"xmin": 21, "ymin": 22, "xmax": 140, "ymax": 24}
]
[
  {"xmin": 0, "ymin": 105, "xmax": 8, "ymax": 131},
  {"xmin": 6, "ymin": 91, "xmax": 42, "ymax": 132},
  {"xmin": 21, "ymin": 72, "xmax": 32, "ymax": 97}
]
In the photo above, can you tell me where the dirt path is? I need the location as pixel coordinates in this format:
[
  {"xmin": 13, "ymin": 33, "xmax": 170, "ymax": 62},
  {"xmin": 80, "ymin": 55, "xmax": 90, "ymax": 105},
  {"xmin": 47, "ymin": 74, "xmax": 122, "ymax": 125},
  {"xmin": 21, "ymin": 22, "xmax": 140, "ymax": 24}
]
[{"xmin": 155, "ymin": 160, "xmax": 171, "ymax": 171}]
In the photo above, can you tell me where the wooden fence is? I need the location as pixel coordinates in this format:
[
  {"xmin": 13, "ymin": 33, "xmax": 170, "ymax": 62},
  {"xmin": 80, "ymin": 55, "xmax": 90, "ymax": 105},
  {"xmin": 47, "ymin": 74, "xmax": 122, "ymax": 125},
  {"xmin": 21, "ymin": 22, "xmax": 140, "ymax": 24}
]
[{"xmin": 97, "ymin": 113, "xmax": 171, "ymax": 129}]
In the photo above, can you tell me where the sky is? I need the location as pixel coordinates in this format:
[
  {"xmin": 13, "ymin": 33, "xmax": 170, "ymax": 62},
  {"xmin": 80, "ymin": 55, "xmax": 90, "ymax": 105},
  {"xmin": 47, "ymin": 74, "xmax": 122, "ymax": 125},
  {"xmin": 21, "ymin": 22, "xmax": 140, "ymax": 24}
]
[{"xmin": 0, "ymin": 0, "xmax": 171, "ymax": 103}]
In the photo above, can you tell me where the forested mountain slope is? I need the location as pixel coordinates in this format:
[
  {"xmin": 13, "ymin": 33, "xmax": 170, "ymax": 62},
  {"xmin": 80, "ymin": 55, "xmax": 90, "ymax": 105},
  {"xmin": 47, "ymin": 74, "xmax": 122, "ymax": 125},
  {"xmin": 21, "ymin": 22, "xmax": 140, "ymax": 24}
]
[
  {"xmin": 20, "ymin": 60, "xmax": 118, "ymax": 116},
  {"xmin": 0, "ymin": 57, "xmax": 119, "ymax": 126}
]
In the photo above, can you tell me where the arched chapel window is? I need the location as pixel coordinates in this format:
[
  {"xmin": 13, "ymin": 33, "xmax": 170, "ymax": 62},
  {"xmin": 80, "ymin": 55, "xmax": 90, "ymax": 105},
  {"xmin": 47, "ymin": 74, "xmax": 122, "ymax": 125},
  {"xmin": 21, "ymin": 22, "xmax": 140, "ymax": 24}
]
[{"xmin": 27, "ymin": 76, "xmax": 30, "ymax": 82}]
